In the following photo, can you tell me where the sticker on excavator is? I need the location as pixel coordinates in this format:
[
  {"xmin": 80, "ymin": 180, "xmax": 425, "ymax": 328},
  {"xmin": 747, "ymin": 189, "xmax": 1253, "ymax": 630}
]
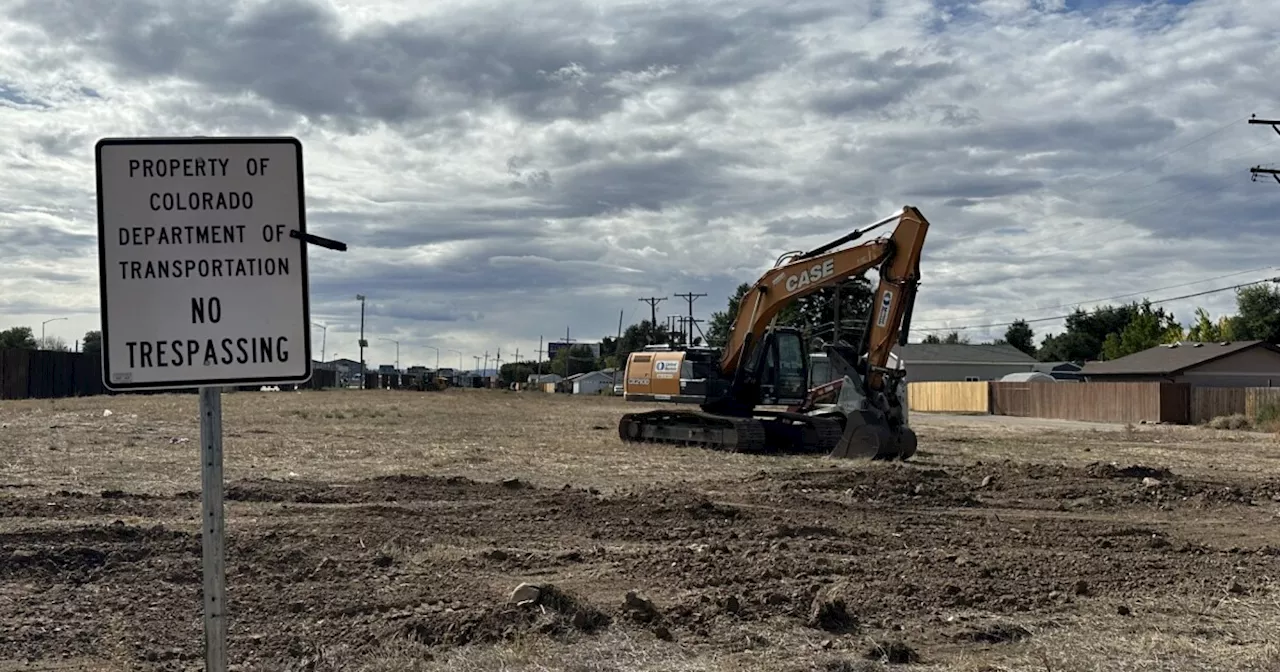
[{"xmin": 876, "ymin": 289, "xmax": 894, "ymax": 327}]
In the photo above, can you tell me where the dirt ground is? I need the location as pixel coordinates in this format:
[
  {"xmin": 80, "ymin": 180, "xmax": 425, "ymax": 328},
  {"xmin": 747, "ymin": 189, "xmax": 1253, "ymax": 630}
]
[{"xmin": 2, "ymin": 388, "xmax": 1279, "ymax": 672}]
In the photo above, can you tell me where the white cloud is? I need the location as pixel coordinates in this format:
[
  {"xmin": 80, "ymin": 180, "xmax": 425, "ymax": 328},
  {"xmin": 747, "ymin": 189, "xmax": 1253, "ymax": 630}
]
[{"xmin": 0, "ymin": 0, "xmax": 1278, "ymax": 368}]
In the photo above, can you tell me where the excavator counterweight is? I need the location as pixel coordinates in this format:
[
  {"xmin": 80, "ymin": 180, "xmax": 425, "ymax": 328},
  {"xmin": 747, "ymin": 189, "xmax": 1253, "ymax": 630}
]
[{"xmin": 618, "ymin": 206, "xmax": 931, "ymax": 460}]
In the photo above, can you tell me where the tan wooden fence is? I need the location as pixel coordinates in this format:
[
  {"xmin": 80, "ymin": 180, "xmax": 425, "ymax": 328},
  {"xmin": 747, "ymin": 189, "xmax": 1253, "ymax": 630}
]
[
  {"xmin": 906, "ymin": 381, "xmax": 989, "ymax": 413},
  {"xmin": 910, "ymin": 380, "xmax": 1188, "ymax": 424}
]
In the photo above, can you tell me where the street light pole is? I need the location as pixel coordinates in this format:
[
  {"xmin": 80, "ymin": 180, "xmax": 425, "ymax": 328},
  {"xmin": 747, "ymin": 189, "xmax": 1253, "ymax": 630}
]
[
  {"xmin": 380, "ymin": 337, "xmax": 400, "ymax": 371},
  {"xmin": 424, "ymin": 345, "xmax": 440, "ymax": 370},
  {"xmin": 356, "ymin": 295, "xmax": 367, "ymax": 385},
  {"xmin": 312, "ymin": 322, "xmax": 327, "ymax": 362},
  {"xmin": 41, "ymin": 317, "xmax": 67, "ymax": 346},
  {"xmin": 449, "ymin": 349, "xmax": 462, "ymax": 371}
]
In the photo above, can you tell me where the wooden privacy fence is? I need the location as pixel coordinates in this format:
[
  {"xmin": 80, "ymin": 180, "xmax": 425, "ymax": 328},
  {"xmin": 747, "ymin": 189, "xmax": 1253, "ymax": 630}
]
[
  {"xmin": 988, "ymin": 381, "xmax": 1188, "ymax": 424},
  {"xmin": 0, "ymin": 348, "xmax": 104, "ymax": 400},
  {"xmin": 1, "ymin": 348, "xmax": 339, "ymax": 400},
  {"xmin": 907, "ymin": 381, "xmax": 989, "ymax": 413},
  {"xmin": 908, "ymin": 380, "xmax": 1189, "ymax": 424},
  {"xmin": 1189, "ymin": 387, "xmax": 1280, "ymax": 423}
]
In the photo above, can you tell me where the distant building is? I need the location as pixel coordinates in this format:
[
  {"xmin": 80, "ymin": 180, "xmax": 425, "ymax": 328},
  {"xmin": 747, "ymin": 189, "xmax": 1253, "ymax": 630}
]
[
  {"xmin": 1033, "ymin": 361, "xmax": 1084, "ymax": 381},
  {"xmin": 1081, "ymin": 340, "xmax": 1280, "ymax": 387},
  {"xmin": 566, "ymin": 370, "xmax": 614, "ymax": 395},
  {"xmin": 891, "ymin": 343, "xmax": 1038, "ymax": 382}
]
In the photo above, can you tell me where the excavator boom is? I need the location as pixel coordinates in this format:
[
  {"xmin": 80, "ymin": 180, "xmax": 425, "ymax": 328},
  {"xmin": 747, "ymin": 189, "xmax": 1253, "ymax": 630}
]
[{"xmin": 618, "ymin": 206, "xmax": 931, "ymax": 460}]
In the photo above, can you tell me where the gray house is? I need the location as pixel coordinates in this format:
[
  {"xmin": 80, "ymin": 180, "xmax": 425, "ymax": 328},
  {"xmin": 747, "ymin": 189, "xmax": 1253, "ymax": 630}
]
[
  {"xmin": 1081, "ymin": 340, "xmax": 1280, "ymax": 387},
  {"xmin": 891, "ymin": 343, "xmax": 1038, "ymax": 382}
]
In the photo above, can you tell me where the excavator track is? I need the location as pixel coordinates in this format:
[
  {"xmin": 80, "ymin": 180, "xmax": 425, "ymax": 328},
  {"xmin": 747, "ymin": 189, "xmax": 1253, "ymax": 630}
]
[
  {"xmin": 618, "ymin": 409, "xmax": 852, "ymax": 455},
  {"xmin": 618, "ymin": 409, "xmax": 769, "ymax": 453}
]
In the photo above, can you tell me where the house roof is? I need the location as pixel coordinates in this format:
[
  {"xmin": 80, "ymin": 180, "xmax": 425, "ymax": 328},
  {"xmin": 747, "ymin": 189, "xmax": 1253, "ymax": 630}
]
[
  {"xmin": 892, "ymin": 343, "xmax": 1038, "ymax": 365},
  {"xmin": 1080, "ymin": 340, "xmax": 1276, "ymax": 376}
]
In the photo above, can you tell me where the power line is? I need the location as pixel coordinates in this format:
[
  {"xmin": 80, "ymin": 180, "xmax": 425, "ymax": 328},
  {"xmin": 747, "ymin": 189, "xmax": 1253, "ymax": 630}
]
[
  {"xmin": 914, "ymin": 276, "xmax": 1279, "ymax": 333},
  {"xmin": 1071, "ymin": 114, "xmax": 1250, "ymax": 196},
  {"xmin": 912, "ymin": 265, "xmax": 1276, "ymax": 325},
  {"xmin": 935, "ymin": 117, "xmax": 1276, "ymax": 257}
]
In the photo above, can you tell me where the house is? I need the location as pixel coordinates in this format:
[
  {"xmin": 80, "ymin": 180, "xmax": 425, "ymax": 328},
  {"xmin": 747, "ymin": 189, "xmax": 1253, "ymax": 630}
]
[
  {"xmin": 1080, "ymin": 340, "xmax": 1280, "ymax": 387},
  {"xmin": 566, "ymin": 370, "xmax": 614, "ymax": 395},
  {"xmin": 891, "ymin": 343, "xmax": 1038, "ymax": 382},
  {"xmin": 1033, "ymin": 361, "xmax": 1085, "ymax": 381},
  {"xmin": 527, "ymin": 373, "xmax": 563, "ymax": 385}
]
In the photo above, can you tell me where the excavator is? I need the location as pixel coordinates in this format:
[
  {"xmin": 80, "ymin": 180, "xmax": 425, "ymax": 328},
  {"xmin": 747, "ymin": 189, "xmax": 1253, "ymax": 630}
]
[{"xmin": 617, "ymin": 205, "xmax": 930, "ymax": 460}]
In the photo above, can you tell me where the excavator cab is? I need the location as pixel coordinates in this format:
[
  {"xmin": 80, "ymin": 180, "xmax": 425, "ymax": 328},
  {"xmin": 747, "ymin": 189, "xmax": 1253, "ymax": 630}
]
[{"xmin": 702, "ymin": 326, "xmax": 810, "ymax": 414}]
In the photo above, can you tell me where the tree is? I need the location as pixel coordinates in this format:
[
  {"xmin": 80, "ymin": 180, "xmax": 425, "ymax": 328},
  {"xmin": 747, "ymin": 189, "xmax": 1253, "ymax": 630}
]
[
  {"xmin": 1036, "ymin": 301, "xmax": 1173, "ymax": 362},
  {"xmin": 549, "ymin": 344, "xmax": 599, "ymax": 377},
  {"xmin": 82, "ymin": 330, "xmax": 102, "ymax": 356},
  {"xmin": 36, "ymin": 336, "xmax": 70, "ymax": 352},
  {"xmin": 706, "ymin": 283, "xmax": 751, "ymax": 349},
  {"xmin": 1230, "ymin": 284, "xmax": 1280, "ymax": 344},
  {"xmin": 617, "ymin": 320, "xmax": 672, "ymax": 357},
  {"xmin": 705, "ymin": 275, "xmax": 875, "ymax": 350},
  {"xmin": 1186, "ymin": 308, "xmax": 1234, "ymax": 343},
  {"xmin": 499, "ymin": 360, "xmax": 540, "ymax": 385},
  {"xmin": 791, "ymin": 276, "xmax": 875, "ymax": 347},
  {"xmin": 0, "ymin": 326, "xmax": 36, "ymax": 349},
  {"xmin": 1099, "ymin": 302, "xmax": 1183, "ymax": 360},
  {"xmin": 1002, "ymin": 320, "xmax": 1035, "ymax": 356},
  {"xmin": 922, "ymin": 331, "xmax": 969, "ymax": 344}
]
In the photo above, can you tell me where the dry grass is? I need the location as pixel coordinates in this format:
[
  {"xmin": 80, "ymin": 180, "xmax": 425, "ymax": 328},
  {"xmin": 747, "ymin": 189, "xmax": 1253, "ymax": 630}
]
[
  {"xmin": 5, "ymin": 389, "xmax": 1280, "ymax": 671},
  {"xmin": 0, "ymin": 388, "xmax": 829, "ymax": 496}
]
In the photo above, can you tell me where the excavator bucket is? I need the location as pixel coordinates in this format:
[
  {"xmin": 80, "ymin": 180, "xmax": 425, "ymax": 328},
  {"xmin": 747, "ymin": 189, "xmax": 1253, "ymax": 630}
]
[
  {"xmin": 826, "ymin": 410, "xmax": 914, "ymax": 460},
  {"xmin": 812, "ymin": 370, "xmax": 916, "ymax": 461}
]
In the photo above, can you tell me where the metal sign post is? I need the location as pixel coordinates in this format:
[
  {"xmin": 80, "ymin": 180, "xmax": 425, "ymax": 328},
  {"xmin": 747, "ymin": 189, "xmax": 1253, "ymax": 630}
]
[
  {"xmin": 94, "ymin": 136, "xmax": 346, "ymax": 671},
  {"xmin": 199, "ymin": 386, "xmax": 227, "ymax": 670}
]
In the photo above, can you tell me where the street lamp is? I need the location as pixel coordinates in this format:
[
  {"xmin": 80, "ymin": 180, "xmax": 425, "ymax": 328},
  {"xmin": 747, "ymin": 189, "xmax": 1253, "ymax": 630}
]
[
  {"xmin": 356, "ymin": 295, "xmax": 367, "ymax": 383},
  {"xmin": 380, "ymin": 337, "xmax": 400, "ymax": 371},
  {"xmin": 449, "ymin": 349, "xmax": 462, "ymax": 370},
  {"xmin": 41, "ymin": 317, "xmax": 67, "ymax": 347},
  {"xmin": 424, "ymin": 345, "xmax": 440, "ymax": 370},
  {"xmin": 312, "ymin": 322, "xmax": 327, "ymax": 362}
]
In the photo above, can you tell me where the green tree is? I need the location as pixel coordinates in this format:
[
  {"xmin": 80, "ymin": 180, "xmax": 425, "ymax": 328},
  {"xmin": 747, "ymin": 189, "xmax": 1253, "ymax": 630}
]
[
  {"xmin": 1185, "ymin": 308, "xmax": 1235, "ymax": 342},
  {"xmin": 0, "ymin": 326, "xmax": 37, "ymax": 349},
  {"xmin": 705, "ymin": 275, "xmax": 874, "ymax": 350},
  {"xmin": 617, "ymin": 320, "xmax": 672, "ymax": 356},
  {"xmin": 499, "ymin": 360, "xmax": 543, "ymax": 384},
  {"xmin": 1230, "ymin": 284, "xmax": 1280, "ymax": 343},
  {"xmin": 81, "ymin": 330, "xmax": 102, "ymax": 356},
  {"xmin": 1003, "ymin": 320, "xmax": 1036, "ymax": 356},
  {"xmin": 706, "ymin": 283, "xmax": 751, "ymax": 349},
  {"xmin": 922, "ymin": 331, "xmax": 969, "ymax": 344},
  {"xmin": 1100, "ymin": 303, "xmax": 1183, "ymax": 360},
  {"xmin": 550, "ymin": 344, "xmax": 599, "ymax": 377},
  {"xmin": 1037, "ymin": 302, "xmax": 1165, "ymax": 362}
]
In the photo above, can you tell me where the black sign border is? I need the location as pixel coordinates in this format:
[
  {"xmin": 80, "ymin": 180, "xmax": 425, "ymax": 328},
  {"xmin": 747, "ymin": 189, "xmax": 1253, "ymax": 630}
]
[{"xmin": 94, "ymin": 136, "xmax": 314, "ymax": 392}]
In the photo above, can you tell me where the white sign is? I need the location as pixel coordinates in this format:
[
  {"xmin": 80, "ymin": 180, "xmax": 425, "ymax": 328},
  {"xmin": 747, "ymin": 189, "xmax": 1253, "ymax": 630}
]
[{"xmin": 95, "ymin": 137, "xmax": 312, "ymax": 391}]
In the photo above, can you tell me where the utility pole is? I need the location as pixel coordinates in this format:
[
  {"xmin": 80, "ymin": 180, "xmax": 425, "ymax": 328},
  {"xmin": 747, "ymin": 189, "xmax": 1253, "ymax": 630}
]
[
  {"xmin": 483, "ymin": 351, "xmax": 489, "ymax": 377},
  {"xmin": 638, "ymin": 296, "xmax": 666, "ymax": 330},
  {"xmin": 537, "ymin": 336, "xmax": 544, "ymax": 376},
  {"xmin": 612, "ymin": 309, "xmax": 624, "ymax": 391},
  {"xmin": 674, "ymin": 292, "xmax": 706, "ymax": 347},
  {"xmin": 1249, "ymin": 114, "xmax": 1280, "ymax": 184},
  {"xmin": 355, "ymin": 294, "xmax": 367, "ymax": 385}
]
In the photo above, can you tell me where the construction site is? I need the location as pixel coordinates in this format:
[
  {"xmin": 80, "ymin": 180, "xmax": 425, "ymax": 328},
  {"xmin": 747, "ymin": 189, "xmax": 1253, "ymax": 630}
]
[{"xmin": 3, "ymin": 387, "xmax": 1280, "ymax": 671}]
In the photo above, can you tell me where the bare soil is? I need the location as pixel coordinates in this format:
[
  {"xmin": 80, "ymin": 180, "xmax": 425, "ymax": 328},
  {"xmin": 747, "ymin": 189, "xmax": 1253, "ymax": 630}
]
[{"xmin": 2, "ymin": 388, "xmax": 1279, "ymax": 671}]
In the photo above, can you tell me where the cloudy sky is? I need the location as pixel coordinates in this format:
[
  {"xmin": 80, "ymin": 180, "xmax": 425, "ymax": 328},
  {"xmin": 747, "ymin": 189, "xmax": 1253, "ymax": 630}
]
[{"xmin": 2, "ymin": 0, "xmax": 1278, "ymax": 369}]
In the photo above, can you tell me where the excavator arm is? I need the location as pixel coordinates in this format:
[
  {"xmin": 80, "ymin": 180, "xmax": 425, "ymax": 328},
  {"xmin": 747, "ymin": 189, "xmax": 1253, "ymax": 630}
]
[
  {"xmin": 617, "ymin": 205, "xmax": 931, "ymax": 461},
  {"xmin": 721, "ymin": 206, "xmax": 930, "ymax": 392}
]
